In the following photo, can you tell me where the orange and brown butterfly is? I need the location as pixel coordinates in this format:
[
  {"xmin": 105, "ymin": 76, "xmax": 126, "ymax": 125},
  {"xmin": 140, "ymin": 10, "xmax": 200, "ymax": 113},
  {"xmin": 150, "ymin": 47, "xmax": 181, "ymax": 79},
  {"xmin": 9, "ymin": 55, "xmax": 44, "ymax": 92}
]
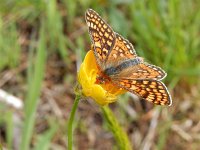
[{"xmin": 85, "ymin": 8, "xmax": 172, "ymax": 106}]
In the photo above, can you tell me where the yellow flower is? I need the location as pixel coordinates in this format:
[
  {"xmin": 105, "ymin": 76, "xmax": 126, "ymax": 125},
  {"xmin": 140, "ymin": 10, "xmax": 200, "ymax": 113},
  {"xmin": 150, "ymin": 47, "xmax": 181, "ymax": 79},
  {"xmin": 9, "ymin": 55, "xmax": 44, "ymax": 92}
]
[{"xmin": 78, "ymin": 50, "xmax": 126, "ymax": 106}]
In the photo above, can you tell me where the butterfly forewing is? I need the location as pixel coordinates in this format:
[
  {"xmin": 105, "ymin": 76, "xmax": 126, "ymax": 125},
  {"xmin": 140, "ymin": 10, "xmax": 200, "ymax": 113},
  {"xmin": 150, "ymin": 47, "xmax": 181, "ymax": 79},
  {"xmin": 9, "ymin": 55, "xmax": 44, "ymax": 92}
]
[
  {"xmin": 85, "ymin": 9, "xmax": 116, "ymax": 67},
  {"xmin": 114, "ymin": 79, "xmax": 172, "ymax": 105},
  {"xmin": 105, "ymin": 33, "xmax": 137, "ymax": 68}
]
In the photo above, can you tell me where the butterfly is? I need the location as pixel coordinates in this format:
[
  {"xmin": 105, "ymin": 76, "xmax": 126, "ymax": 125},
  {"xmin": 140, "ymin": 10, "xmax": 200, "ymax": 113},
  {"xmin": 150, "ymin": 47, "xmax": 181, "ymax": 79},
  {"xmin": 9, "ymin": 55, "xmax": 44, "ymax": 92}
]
[{"xmin": 85, "ymin": 9, "xmax": 172, "ymax": 106}]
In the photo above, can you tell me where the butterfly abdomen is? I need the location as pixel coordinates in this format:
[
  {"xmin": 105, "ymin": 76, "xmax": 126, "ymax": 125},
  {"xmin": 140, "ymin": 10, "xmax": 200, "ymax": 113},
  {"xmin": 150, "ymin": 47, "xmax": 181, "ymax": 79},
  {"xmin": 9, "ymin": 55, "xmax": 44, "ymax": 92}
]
[{"xmin": 104, "ymin": 57, "xmax": 142, "ymax": 76}]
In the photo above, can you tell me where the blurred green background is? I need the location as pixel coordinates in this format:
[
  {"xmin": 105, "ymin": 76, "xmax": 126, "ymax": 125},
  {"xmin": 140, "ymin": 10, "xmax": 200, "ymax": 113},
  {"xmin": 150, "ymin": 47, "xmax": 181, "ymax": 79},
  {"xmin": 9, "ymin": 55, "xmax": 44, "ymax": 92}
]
[{"xmin": 0, "ymin": 0, "xmax": 200, "ymax": 149}]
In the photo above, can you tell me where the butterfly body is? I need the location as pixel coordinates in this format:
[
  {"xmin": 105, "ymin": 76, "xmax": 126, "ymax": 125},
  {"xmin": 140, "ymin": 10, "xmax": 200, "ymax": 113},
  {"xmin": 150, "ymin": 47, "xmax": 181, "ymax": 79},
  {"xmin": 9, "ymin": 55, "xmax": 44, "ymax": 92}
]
[
  {"xmin": 104, "ymin": 57, "xmax": 143, "ymax": 76},
  {"xmin": 85, "ymin": 9, "xmax": 172, "ymax": 106}
]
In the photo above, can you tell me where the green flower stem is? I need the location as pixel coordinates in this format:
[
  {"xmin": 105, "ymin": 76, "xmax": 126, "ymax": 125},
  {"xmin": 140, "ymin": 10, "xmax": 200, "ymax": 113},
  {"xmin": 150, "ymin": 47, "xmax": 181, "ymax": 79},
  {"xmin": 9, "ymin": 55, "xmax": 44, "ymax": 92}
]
[
  {"xmin": 68, "ymin": 94, "xmax": 81, "ymax": 150},
  {"xmin": 102, "ymin": 105, "xmax": 132, "ymax": 150}
]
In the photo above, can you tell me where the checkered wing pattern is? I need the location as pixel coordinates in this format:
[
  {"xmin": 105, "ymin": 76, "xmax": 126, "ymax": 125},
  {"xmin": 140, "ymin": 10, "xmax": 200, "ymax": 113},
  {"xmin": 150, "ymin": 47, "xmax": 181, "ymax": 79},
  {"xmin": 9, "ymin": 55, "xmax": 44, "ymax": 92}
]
[
  {"xmin": 85, "ymin": 9, "xmax": 115, "ymax": 66},
  {"xmin": 114, "ymin": 79, "xmax": 172, "ymax": 105},
  {"xmin": 105, "ymin": 33, "xmax": 137, "ymax": 67}
]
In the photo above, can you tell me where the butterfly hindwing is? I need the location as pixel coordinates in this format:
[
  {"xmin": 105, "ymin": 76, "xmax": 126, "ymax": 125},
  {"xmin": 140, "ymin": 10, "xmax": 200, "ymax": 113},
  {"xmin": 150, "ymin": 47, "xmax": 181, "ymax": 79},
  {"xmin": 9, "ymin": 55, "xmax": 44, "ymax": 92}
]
[{"xmin": 114, "ymin": 79, "xmax": 172, "ymax": 105}]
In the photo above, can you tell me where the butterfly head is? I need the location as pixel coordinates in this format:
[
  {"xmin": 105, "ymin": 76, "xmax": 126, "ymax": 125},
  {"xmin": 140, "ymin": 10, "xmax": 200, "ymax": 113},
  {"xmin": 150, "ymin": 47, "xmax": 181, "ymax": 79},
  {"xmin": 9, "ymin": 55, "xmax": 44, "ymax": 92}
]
[
  {"xmin": 95, "ymin": 76, "xmax": 105, "ymax": 84},
  {"xmin": 95, "ymin": 71, "xmax": 111, "ymax": 85}
]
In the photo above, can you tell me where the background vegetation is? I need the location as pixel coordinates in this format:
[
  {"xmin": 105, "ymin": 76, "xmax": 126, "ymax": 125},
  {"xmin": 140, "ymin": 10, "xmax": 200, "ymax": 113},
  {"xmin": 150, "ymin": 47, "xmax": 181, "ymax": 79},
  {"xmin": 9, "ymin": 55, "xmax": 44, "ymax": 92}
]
[{"xmin": 0, "ymin": 0, "xmax": 200, "ymax": 149}]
